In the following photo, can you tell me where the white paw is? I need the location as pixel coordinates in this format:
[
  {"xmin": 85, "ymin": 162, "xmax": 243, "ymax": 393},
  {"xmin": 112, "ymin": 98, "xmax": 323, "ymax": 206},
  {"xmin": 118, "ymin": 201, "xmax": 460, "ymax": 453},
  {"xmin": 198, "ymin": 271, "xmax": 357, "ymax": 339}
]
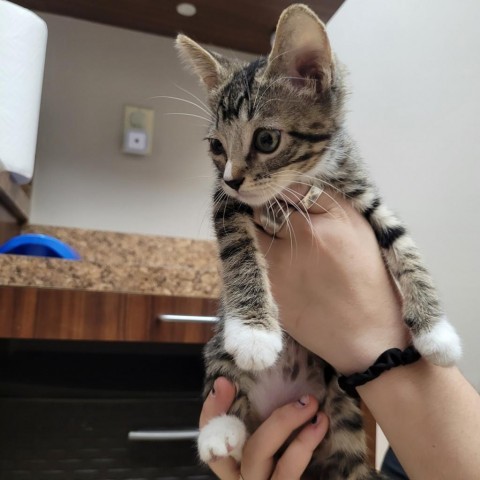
[
  {"xmin": 224, "ymin": 316, "xmax": 283, "ymax": 371},
  {"xmin": 413, "ymin": 316, "xmax": 462, "ymax": 366},
  {"xmin": 198, "ymin": 415, "xmax": 247, "ymax": 463}
]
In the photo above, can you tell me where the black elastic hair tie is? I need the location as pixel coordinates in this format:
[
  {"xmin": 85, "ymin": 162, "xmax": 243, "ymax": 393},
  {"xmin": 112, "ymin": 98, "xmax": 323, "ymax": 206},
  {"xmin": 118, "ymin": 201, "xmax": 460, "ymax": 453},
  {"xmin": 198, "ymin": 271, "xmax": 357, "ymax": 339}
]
[{"xmin": 338, "ymin": 346, "xmax": 421, "ymax": 398}]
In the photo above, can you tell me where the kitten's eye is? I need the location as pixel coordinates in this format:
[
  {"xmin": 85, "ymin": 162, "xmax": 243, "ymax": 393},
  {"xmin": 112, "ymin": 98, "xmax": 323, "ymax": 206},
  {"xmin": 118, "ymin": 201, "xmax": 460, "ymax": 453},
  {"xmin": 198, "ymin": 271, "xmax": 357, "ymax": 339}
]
[
  {"xmin": 209, "ymin": 138, "xmax": 225, "ymax": 156},
  {"xmin": 253, "ymin": 129, "xmax": 281, "ymax": 154}
]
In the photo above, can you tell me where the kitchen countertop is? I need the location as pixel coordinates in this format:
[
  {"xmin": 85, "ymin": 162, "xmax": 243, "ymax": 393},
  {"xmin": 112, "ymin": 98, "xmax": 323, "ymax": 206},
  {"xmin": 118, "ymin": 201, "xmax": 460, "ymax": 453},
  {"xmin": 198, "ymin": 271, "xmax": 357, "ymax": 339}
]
[{"xmin": 0, "ymin": 225, "xmax": 221, "ymax": 298}]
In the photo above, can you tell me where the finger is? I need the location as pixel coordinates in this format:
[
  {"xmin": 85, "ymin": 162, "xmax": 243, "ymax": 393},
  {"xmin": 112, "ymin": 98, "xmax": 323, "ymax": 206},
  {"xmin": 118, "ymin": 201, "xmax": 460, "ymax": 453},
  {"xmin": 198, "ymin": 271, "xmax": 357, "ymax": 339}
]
[
  {"xmin": 272, "ymin": 413, "xmax": 330, "ymax": 480},
  {"xmin": 199, "ymin": 377, "xmax": 236, "ymax": 428},
  {"xmin": 198, "ymin": 378, "xmax": 239, "ymax": 480},
  {"xmin": 254, "ymin": 187, "xmax": 348, "ymax": 247},
  {"xmin": 241, "ymin": 395, "xmax": 319, "ymax": 480},
  {"xmin": 299, "ymin": 186, "xmax": 347, "ymax": 216},
  {"xmin": 209, "ymin": 455, "xmax": 240, "ymax": 480}
]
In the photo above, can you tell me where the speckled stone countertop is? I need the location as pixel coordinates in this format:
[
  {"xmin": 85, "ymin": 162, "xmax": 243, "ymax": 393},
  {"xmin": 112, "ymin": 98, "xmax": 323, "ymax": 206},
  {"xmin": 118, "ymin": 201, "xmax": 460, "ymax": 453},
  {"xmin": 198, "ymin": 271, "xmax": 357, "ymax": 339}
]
[{"xmin": 0, "ymin": 225, "xmax": 221, "ymax": 298}]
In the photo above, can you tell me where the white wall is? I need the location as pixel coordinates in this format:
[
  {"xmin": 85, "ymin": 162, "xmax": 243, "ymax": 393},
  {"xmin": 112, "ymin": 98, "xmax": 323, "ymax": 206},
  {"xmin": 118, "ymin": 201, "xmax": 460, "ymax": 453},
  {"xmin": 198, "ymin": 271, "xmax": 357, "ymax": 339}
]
[
  {"xmin": 33, "ymin": 3, "xmax": 479, "ymax": 388},
  {"xmin": 30, "ymin": 13, "xmax": 252, "ymax": 240},
  {"xmin": 31, "ymin": 1, "xmax": 479, "ymax": 467},
  {"xmin": 327, "ymin": 0, "xmax": 480, "ymax": 465}
]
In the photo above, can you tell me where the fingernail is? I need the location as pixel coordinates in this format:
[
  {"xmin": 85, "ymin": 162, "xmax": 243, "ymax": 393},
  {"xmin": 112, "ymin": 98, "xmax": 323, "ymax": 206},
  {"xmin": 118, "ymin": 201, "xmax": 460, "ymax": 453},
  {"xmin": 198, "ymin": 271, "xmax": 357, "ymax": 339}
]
[
  {"xmin": 311, "ymin": 412, "xmax": 324, "ymax": 425},
  {"xmin": 296, "ymin": 395, "xmax": 310, "ymax": 407},
  {"xmin": 210, "ymin": 380, "xmax": 217, "ymax": 397}
]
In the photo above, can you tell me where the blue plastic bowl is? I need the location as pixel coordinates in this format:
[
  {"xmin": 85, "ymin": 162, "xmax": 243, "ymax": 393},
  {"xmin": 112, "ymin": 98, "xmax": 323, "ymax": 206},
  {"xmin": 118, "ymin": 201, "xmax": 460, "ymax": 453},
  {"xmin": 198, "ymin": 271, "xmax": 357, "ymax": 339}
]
[{"xmin": 0, "ymin": 234, "xmax": 81, "ymax": 260}]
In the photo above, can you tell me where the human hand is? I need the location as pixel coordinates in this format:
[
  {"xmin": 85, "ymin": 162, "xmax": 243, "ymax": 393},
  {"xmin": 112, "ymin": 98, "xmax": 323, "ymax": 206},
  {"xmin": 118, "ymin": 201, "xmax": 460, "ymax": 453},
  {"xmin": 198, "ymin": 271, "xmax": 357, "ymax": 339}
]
[
  {"xmin": 255, "ymin": 188, "xmax": 410, "ymax": 375},
  {"xmin": 199, "ymin": 377, "xmax": 329, "ymax": 480}
]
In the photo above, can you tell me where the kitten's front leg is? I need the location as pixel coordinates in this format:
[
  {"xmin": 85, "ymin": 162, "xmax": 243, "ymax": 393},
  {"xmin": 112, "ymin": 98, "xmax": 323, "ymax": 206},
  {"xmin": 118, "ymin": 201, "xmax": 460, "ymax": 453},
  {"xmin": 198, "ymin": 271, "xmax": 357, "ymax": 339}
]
[
  {"xmin": 214, "ymin": 193, "xmax": 283, "ymax": 371},
  {"xmin": 365, "ymin": 201, "xmax": 462, "ymax": 366}
]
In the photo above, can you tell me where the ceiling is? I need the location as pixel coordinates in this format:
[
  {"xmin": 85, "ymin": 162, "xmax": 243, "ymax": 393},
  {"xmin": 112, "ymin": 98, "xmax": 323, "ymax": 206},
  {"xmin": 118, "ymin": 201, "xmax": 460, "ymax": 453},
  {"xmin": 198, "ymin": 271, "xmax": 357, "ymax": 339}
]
[{"xmin": 12, "ymin": 0, "xmax": 344, "ymax": 54}]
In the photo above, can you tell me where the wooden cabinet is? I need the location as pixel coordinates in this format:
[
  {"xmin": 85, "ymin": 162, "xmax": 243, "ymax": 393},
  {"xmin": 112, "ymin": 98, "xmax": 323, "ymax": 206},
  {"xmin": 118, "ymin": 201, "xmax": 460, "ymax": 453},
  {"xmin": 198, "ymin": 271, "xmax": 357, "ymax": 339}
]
[
  {"xmin": 0, "ymin": 286, "xmax": 217, "ymax": 343},
  {"xmin": 0, "ymin": 171, "xmax": 30, "ymax": 244},
  {"xmin": 124, "ymin": 293, "xmax": 218, "ymax": 343},
  {"xmin": 0, "ymin": 285, "xmax": 378, "ymax": 467}
]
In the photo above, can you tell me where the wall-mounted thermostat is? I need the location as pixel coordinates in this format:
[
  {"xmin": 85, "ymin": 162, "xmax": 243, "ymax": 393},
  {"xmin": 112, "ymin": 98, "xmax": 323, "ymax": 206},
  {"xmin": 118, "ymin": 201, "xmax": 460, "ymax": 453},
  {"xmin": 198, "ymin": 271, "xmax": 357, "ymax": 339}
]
[{"xmin": 123, "ymin": 105, "xmax": 154, "ymax": 156}]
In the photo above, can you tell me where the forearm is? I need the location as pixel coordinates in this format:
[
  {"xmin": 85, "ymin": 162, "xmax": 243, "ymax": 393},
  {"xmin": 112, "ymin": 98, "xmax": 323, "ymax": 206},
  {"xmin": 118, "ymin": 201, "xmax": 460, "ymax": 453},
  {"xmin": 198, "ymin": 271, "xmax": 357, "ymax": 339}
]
[
  {"xmin": 256, "ymin": 192, "xmax": 480, "ymax": 478},
  {"xmin": 358, "ymin": 359, "xmax": 480, "ymax": 480}
]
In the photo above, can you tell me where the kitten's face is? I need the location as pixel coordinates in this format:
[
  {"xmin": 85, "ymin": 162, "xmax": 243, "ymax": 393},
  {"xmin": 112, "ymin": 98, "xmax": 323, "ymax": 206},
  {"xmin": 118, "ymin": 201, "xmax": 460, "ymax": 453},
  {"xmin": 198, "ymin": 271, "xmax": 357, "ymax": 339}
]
[
  {"xmin": 176, "ymin": 4, "xmax": 344, "ymax": 207},
  {"xmin": 205, "ymin": 67, "xmax": 336, "ymax": 207}
]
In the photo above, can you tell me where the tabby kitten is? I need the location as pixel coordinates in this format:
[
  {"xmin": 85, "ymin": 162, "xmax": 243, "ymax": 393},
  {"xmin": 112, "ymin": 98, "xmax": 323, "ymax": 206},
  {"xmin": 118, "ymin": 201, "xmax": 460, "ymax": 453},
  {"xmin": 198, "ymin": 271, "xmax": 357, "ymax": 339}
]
[{"xmin": 176, "ymin": 4, "xmax": 462, "ymax": 478}]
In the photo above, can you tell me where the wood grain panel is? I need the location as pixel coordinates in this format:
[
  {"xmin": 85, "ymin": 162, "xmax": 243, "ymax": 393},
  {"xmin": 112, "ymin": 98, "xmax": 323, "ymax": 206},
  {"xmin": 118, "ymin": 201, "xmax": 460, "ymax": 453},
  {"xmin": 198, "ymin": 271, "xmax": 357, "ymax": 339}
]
[
  {"xmin": 123, "ymin": 292, "xmax": 152, "ymax": 342},
  {"xmin": 33, "ymin": 288, "xmax": 123, "ymax": 340},
  {"xmin": 123, "ymin": 293, "xmax": 217, "ymax": 343},
  {"xmin": 361, "ymin": 401, "xmax": 377, "ymax": 467},
  {"xmin": 0, "ymin": 286, "xmax": 217, "ymax": 343},
  {"xmin": 150, "ymin": 295, "xmax": 217, "ymax": 343},
  {"xmin": 12, "ymin": 0, "xmax": 344, "ymax": 54},
  {"xmin": 0, "ymin": 171, "xmax": 30, "ymax": 224},
  {"xmin": 0, "ymin": 286, "xmax": 377, "ymax": 464},
  {"xmin": 0, "ymin": 202, "xmax": 21, "ymax": 244},
  {"xmin": 0, "ymin": 287, "xmax": 37, "ymax": 338}
]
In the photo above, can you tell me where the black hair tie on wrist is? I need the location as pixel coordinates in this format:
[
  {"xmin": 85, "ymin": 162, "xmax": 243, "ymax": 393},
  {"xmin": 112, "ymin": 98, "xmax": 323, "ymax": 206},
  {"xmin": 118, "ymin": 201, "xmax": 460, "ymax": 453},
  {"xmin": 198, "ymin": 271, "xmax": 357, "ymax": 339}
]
[{"xmin": 338, "ymin": 346, "xmax": 421, "ymax": 398}]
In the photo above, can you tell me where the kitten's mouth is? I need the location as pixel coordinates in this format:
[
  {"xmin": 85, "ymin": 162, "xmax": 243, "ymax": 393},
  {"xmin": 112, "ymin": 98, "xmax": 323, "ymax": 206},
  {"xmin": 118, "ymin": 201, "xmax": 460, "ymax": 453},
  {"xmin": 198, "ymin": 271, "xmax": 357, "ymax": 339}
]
[
  {"xmin": 230, "ymin": 183, "xmax": 310, "ymax": 208},
  {"xmin": 248, "ymin": 183, "xmax": 309, "ymax": 206}
]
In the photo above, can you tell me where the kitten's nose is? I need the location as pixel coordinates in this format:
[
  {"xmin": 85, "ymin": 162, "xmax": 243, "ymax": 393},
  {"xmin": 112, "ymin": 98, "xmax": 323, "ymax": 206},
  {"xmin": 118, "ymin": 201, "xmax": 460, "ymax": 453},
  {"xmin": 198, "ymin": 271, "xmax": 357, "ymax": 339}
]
[{"xmin": 224, "ymin": 177, "xmax": 245, "ymax": 191}]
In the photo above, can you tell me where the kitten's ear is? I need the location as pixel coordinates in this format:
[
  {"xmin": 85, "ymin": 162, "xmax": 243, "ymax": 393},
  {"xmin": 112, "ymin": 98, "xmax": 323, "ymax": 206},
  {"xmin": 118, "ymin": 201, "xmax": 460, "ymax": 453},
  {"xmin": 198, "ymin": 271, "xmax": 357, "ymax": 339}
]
[
  {"xmin": 175, "ymin": 34, "xmax": 225, "ymax": 91},
  {"xmin": 266, "ymin": 4, "xmax": 334, "ymax": 93}
]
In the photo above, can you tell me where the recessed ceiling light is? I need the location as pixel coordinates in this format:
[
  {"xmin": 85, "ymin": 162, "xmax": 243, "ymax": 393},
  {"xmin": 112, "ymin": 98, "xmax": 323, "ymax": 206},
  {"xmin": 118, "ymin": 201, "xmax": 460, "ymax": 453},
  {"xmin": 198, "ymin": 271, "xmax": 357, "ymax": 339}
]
[{"xmin": 176, "ymin": 3, "xmax": 197, "ymax": 17}]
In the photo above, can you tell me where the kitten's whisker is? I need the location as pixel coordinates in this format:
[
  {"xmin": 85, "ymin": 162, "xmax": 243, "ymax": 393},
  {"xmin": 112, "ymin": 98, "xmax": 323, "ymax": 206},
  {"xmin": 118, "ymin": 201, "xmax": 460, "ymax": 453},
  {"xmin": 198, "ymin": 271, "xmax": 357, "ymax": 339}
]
[
  {"xmin": 270, "ymin": 170, "xmax": 345, "ymax": 200},
  {"xmin": 316, "ymin": 178, "xmax": 344, "ymax": 196},
  {"xmin": 277, "ymin": 176, "xmax": 345, "ymax": 217},
  {"xmin": 323, "ymin": 146, "xmax": 355, "ymax": 160},
  {"xmin": 221, "ymin": 196, "xmax": 229, "ymax": 233},
  {"xmin": 319, "ymin": 188, "xmax": 347, "ymax": 218},
  {"xmin": 266, "ymin": 199, "xmax": 279, "ymax": 256},
  {"xmin": 253, "ymin": 76, "xmax": 302, "ymax": 116},
  {"xmin": 173, "ymin": 84, "xmax": 212, "ymax": 114},
  {"xmin": 266, "ymin": 185, "xmax": 297, "ymax": 260},
  {"xmin": 258, "ymin": 195, "xmax": 277, "ymax": 257},
  {"xmin": 241, "ymin": 69, "xmax": 253, "ymax": 114},
  {"xmin": 276, "ymin": 187, "xmax": 324, "ymax": 252},
  {"xmin": 269, "ymin": 178, "xmax": 336, "ymax": 222},
  {"xmin": 188, "ymin": 175, "xmax": 215, "ymax": 179},
  {"xmin": 151, "ymin": 95, "xmax": 213, "ymax": 118},
  {"xmin": 164, "ymin": 112, "xmax": 211, "ymax": 123},
  {"xmin": 211, "ymin": 190, "xmax": 229, "ymax": 236},
  {"xmin": 267, "ymin": 45, "xmax": 314, "ymax": 70},
  {"xmin": 199, "ymin": 189, "xmax": 226, "ymax": 237},
  {"xmin": 254, "ymin": 79, "xmax": 283, "ymax": 114},
  {"xmin": 258, "ymin": 45, "xmax": 314, "ymax": 96},
  {"xmin": 254, "ymin": 97, "xmax": 283, "ymax": 118},
  {"xmin": 275, "ymin": 185, "xmax": 317, "ymax": 238},
  {"xmin": 253, "ymin": 75, "xmax": 303, "ymax": 115},
  {"xmin": 198, "ymin": 200, "xmax": 216, "ymax": 236},
  {"xmin": 274, "ymin": 196, "xmax": 297, "ymax": 262}
]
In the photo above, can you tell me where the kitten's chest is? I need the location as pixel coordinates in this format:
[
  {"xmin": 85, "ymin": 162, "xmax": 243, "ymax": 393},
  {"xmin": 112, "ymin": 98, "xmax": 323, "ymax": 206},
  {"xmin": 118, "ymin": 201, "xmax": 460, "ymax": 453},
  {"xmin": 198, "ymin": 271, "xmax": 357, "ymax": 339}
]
[{"xmin": 247, "ymin": 337, "xmax": 327, "ymax": 422}]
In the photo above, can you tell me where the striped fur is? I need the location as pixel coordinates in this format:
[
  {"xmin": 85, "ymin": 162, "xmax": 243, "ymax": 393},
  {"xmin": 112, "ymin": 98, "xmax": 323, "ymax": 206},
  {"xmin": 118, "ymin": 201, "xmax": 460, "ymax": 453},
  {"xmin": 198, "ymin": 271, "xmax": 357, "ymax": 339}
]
[{"xmin": 176, "ymin": 4, "xmax": 461, "ymax": 478}]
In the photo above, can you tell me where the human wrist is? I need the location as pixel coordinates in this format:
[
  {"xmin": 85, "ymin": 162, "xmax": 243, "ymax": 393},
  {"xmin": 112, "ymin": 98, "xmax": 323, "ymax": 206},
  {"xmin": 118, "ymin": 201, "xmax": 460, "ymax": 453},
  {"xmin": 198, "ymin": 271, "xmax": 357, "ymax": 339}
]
[
  {"xmin": 356, "ymin": 356, "xmax": 426, "ymax": 399},
  {"xmin": 332, "ymin": 322, "xmax": 411, "ymax": 376},
  {"xmin": 338, "ymin": 346, "xmax": 421, "ymax": 397}
]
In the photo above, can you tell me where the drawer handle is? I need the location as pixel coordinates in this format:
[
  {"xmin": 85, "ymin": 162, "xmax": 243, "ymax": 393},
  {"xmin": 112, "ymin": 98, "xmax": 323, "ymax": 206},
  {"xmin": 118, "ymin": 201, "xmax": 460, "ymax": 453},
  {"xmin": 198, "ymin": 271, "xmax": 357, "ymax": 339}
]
[
  {"xmin": 128, "ymin": 429, "xmax": 199, "ymax": 441},
  {"xmin": 158, "ymin": 314, "xmax": 219, "ymax": 324}
]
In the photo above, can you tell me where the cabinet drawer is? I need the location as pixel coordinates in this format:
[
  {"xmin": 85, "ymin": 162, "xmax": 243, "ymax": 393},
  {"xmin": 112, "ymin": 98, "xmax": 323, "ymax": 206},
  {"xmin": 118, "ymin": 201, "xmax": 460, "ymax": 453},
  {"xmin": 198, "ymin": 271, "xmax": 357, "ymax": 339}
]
[
  {"xmin": 0, "ymin": 287, "xmax": 218, "ymax": 344},
  {"xmin": 123, "ymin": 293, "xmax": 218, "ymax": 344}
]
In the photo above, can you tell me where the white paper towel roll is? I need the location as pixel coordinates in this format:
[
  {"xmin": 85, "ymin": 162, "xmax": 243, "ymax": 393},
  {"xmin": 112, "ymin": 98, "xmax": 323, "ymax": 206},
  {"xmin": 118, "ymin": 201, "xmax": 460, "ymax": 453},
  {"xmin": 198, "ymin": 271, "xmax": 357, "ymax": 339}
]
[{"xmin": 0, "ymin": 1, "xmax": 47, "ymax": 184}]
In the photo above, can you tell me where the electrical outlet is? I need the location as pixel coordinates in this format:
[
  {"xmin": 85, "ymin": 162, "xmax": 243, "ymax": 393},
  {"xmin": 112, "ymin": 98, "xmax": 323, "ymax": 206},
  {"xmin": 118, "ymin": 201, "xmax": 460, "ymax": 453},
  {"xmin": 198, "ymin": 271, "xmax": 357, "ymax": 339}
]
[
  {"xmin": 122, "ymin": 106, "xmax": 154, "ymax": 156},
  {"xmin": 124, "ymin": 129, "xmax": 148, "ymax": 154}
]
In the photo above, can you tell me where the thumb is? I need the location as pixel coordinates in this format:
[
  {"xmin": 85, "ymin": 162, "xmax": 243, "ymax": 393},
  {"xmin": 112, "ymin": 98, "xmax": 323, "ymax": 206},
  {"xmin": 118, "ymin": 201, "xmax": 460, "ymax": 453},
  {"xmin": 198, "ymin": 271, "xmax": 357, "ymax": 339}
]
[
  {"xmin": 254, "ymin": 188, "xmax": 346, "ymax": 252},
  {"xmin": 199, "ymin": 377, "xmax": 236, "ymax": 428}
]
